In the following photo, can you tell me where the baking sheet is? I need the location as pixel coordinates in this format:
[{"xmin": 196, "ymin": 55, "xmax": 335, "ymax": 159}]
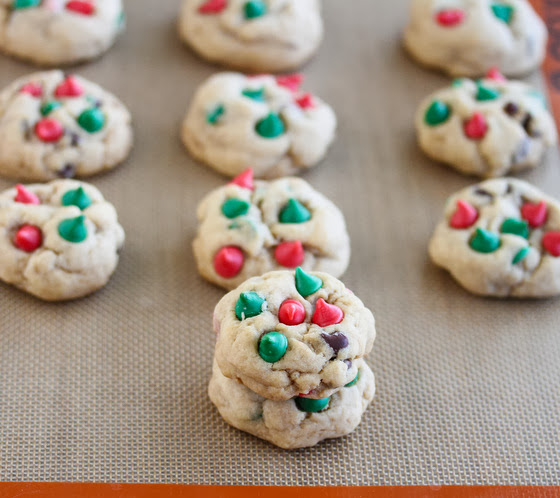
[{"xmin": 1, "ymin": 0, "xmax": 559, "ymax": 485}]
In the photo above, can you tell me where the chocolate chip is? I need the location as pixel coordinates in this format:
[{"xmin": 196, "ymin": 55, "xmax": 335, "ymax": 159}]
[
  {"xmin": 474, "ymin": 188, "xmax": 493, "ymax": 198},
  {"xmin": 321, "ymin": 332, "xmax": 348, "ymax": 355},
  {"xmin": 506, "ymin": 184, "xmax": 514, "ymax": 194},
  {"xmin": 522, "ymin": 113, "xmax": 532, "ymax": 133},
  {"xmin": 70, "ymin": 133, "xmax": 81, "ymax": 147},
  {"xmin": 57, "ymin": 163, "xmax": 76, "ymax": 178},
  {"xmin": 504, "ymin": 102, "xmax": 519, "ymax": 116}
]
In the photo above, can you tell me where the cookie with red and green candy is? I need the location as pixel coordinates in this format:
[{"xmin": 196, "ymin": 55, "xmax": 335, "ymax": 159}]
[
  {"xmin": 182, "ymin": 72, "xmax": 336, "ymax": 178},
  {"xmin": 193, "ymin": 168, "xmax": 350, "ymax": 290},
  {"xmin": 0, "ymin": 70, "xmax": 133, "ymax": 181},
  {"xmin": 213, "ymin": 268, "xmax": 376, "ymax": 401},
  {"xmin": 416, "ymin": 69, "xmax": 557, "ymax": 178},
  {"xmin": 429, "ymin": 178, "xmax": 560, "ymax": 297},
  {"xmin": 0, "ymin": 179, "xmax": 124, "ymax": 301}
]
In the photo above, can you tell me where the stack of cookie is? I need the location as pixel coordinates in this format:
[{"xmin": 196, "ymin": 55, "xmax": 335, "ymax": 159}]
[{"xmin": 208, "ymin": 267, "xmax": 376, "ymax": 449}]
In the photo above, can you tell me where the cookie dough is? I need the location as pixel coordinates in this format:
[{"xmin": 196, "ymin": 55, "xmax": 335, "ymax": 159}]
[
  {"xmin": 0, "ymin": 179, "xmax": 124, "ymax": 300},
  {"xmin": 0, "ymin": 0, "xmax": 125, "ymax": 66},
  {"xmin": 429, "ymin": 178, "xmax": 560, "ymax": 297},
  {"xmin": 209, "ymin": 358, "xmax": 375, "ymax": 449},
  {"xmin": 0, "ymin": 70, "xmax": 133, "ymax": 181},
  {"xmin": 213, "ymin": 269, "xmax": 376, "ymax": 400},
  {"xmin": 416, "ymin": 72, "xmax": 557, "ymax": 177},
  {"xmin": 178, "ymin": 0, "xmax": 323, "ymax": 73},
  {"xmin": 194, "ymin": 169, "xmax": 350, "ymax": 290},
  {"xmin": 182, "ymin": 72, "xmax": 336, "ymax": 178},
  {"xmin": 404, "ymin": 0, "xmax": 548, "ymax": 77}
]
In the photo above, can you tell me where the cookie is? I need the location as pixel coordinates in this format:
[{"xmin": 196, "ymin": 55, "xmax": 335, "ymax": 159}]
[
  {"xmin": 404, "ymin": 0, "xmax": 547, "ymax": 77},
  {"xmin": 182, "ymin": 72, "xmax": 336, "ymax": 178},
  {"xmin": 194, "ymin": 170, "xmax": 350, "ymax": 290},
  {"xmin": 0, "ymin": 71, "xmax": 133, "ymax": 181},
  {"xmin": 416, "ymin": 71, "xmax": 557, "ymax": 178},
  {"xmin": 213, "ymin": 269, "xmax": 376, "ymax": 400},
  {"xmin": 0, "ymin": 179, "xmax": 124, "ymax": 300},
  {"xmin": 178, "ymin": 0, "xmax": 323, "ymax": 73},
  {"xmin": 0, "ymin": 0, "xmax": 125, "ymax": 66},
  {"xmin": 429, "ymin": 178, "xmax": 560, "ymax": 298},
  {"xmin": 209, "ymin": 358, "xmax": 375, "ymax": 449}
]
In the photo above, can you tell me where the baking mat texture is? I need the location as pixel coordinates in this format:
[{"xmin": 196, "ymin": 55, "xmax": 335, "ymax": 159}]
[{"xmin": 1, "ymin": 0, "xmax": 560, "ymax": 486}]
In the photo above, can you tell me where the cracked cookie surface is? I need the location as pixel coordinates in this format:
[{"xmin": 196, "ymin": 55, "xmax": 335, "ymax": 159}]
[
  {"xmin": 0, "ymin": 0, "xmax": 124, "ymax": 65},
  {"xmin": 178, "ymin": 0, "xmax": 323, "ymax": 73},
  {"xmin": 416, "ymin": 73, "xmax": 557, "ymax": 178},
  {"xmin": 213, "ymin": 269, "xmax": 376, "ymax": 401},
  {"xmin": 0, "ymin": 70, "xmax": 133, "ymax": 181},
  {"xmin": 182, "ymin": 72, "xmax": 336, "ymax": 178},
  {"xmin": 429, "ymin": 178, "xmax": 560, "ymax": 297},
  {"xmin": 209, "ymin": 358, "xmax": 375, "ymax": 449},
  {"xmin": 0, "ymin": 179, "xmax": 124, "ymax": 300},
  {"xmin": 404, "ymin": 0, "xmax": 547, "ymax": 77},
  {"xmin": 194, "ymin": 170, "xmax": 350, "ymax": 290}
]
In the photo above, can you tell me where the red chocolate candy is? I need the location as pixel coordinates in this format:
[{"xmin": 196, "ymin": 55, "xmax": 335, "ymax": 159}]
[
  {"xmin": 66, "ymin": 0, "xmax": 95, "ymax": 15},
  {"xmin": 15, "ymin": 184, "xmax": 40, "ymax": 205},
  {"xmin": 450, "ymin": 200, "xmax": 478, "ymax": 229},
  {"xmin": 274, "ymin": 240, "xmax": 304, "ymax": 268},
  {"xmin": 229, "ymin": 168, "xmax": 254, "ymax": 190},
  {"xmin": 312, "ymin": 298, "xmax": 343, "ymax": 327},
  {"xmin": 198, "ymin": 0, "xmax": 227, "ymax": 14},
  {"xmin": 521, "ymin": 200, "xmax": 547, "ymax": 228},
  {"xmin": 54, "ymin": 75, "xmax": 84, "ymax": 98},
  {"xmin": 464, "ymin": 112, "xmax": 488, "ymax": 140},
  {"xmin": 543, "ymin": 232, "xmax": 560, "ymax": 257},
  {"xmin": 214, "ymin": 246, "xmax": 244, "ymax": 278},
  {"xmin": 14, "ymin": 225, "xmax": 43, "ymax": 252},
  {"xmin": 435, "ymin": 9, "xmax": 465, "ymax": 26},
  {"xmin": 295, "ymin": 93, "xmax": 315, "ymax": 110},
  {"xmin": 20, "ymin": 82, "xmax": 42, "ymax": 97},
  {"xmin": 276, "ymin": 74, "xmax": 303, "ymax": 92},
  {"xmin": 278, "ymin": 299, "xmax": 306, "ymax": 326},
  {"xmin": 486, "ymin": 67, "xmax": 507, "ymax": 82},
  {"xmin": 35, "ymin": 118, "xmax": 64, "ymax": 142}
]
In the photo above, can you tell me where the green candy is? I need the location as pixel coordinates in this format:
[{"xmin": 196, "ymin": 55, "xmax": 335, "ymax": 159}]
[
  {"xmin": 62, "ymin": 186, "xmax": 92, "ymax": 211},
  {"xmin": 513, "ymin": 247, "xmax": 530, "ymax": 265},
  {"xmin": 206, "ymin": 104, "xmax": 224, "ymax": 125},
  {"xmin": 491, "ymin": 3, "xmax": 514, "ymax": 24},
  {"xmin": 451, "ymin": 79, "xmax": 464, "ymax": 88},
  {"xmin": 476, "ymin": 84, "xmax": 500, "ymax": 101},
  {"xmin": 470, "ymin": 228, "xmax": 501, "ymax": 254},
  {"xmin": 425, "ymin": 101, "xmax": 451, "ymax": 127},
  {"xmin": 295, "ymin": 267, "xmax": 322, "ymax": 297},
  {"xmin": 58, "ymin": 215, "xmax": 88, "ymax": 243},
  {"xmin": 40, "ymin": 101, "xmax": 61, "ymax": 116},
  {"xmin": 222, "ymin": 198, "xmax": 250, "ymax": 219},
  {"xmin": 295, "ymin": 397, "xmax": 330, "ymax": 413},
  {"xmin": 345, "ymin": 372, "xmax": 359, "ymax": 388},
  {"xmin": 12, "ymin": 0, "xmax": 40, "ymax": 9},
  {"xmin": 235, "ymin": 292, "xmax": 266, "ymax": 320},
  {"xmin": 501, "ymin": 218, "xmax": 529, "ymax": 239},
  {"xmin": 77, "ymin": 108, "xmax": 105, "ymax": 133},
  {"xmin": 244, "ymin": 0, "xmax": 267, "ymax": 19},
  {"xmin": 279, "ymin": 198, "xmax": 311, "ymax": 224},
  {"xmin": 242, "ymin": 87, "xmax": 265, "ymax": 102},
  {"xmin": 258, "ymin": 332, "xmax": 288, "ymax": 363},
  {"xmin": 256, "ymin": 113, "xmax": 285, "ymax": 139}
]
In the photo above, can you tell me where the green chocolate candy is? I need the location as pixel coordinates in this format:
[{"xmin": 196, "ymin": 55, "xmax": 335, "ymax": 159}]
[
  {"xmin": 279, "ymin": 198, "xmax": 311, "ymax": 224},
  {"xmin": 222, "ymin": 198, "xmax": 250, "ymax": 219},
  {"xmin": 242, "ymin": 87, "xmax": 265, "ymax": 102},
  {"xmin": 476, "ymin": 84, "xmax": 500, "ymax": 101},
  {"xmin": 470, "ymin": 228, "xmax": 501, "ymax": 253},
  {"xmin": 62, "ymin": 186, "xmax": 92, "ymax": 211},
  {"xmin": 206, "ymin": 104, "xmax": 225, "ymax": 125},
  {"xmin": 244, "ymin": 0, "xmax": 267, "ymax": 19},
  {"xmin": 256, "ymin": 113, "xmax": 285, "ymax": 138},
  {"xmin": 425, "ymin": 101, "xmax": 451, "ymax": 126},
  {"xmin": 58, "ymin": 215, "xmax": 88, "ymax": 243},
  {"xmin": 40, "ymin": 101, "xmax": 61, "ymax": 116},
  {"xmin": 295, "ymin": 267, "xmax": 322, "ymax": 297},
  {"xmin": 77, "ymin": 108, "xmax": 105, "ymax": 133},
  {"xmin": 491, "ymin": 2, "xmax": 514, "ymax": 24},
  {"xmin": 295, "ymin": 397, "xmax": 330, "ymax": 413},
  {"xmin": 512, "ymin": 247, "xmax": 530, "ymax": 265},
  {"xmin": 345, "ymin": 371, "xmax": 359, "ymax": 388},
  {"xmin": 501, "ymin": 218, "xmax": 529, "ymax": 239},
  {"xmin": 258, "ymin": 332, "xmax": 288, "ymax": 363},
  {"xmin": 235, "ymin": 292, "xmax": 266, "ymax": 320},
  {"xmin": 12, "ymin": 0, "xmax": 40, "ymax": 9}
]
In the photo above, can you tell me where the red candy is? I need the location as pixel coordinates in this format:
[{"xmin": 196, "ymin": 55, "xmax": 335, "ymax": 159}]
[
  {"xmin": 35, "ymin": 118, "xmax": 64, "ymax": 143},
  {"xmin": 312, "ymin": 298, "xmax": 343, "ymax": 327},
  {"xmin": 214, "ymin": 246, "xmax": 244, "ymax": 278},
  {"xmin": 198, "ymin": 0, "xmax": 227, "ymax": 13},
  {"xmin": 13, "ymin": 225, "xmax": 42, "ymax": 252},
  {"xmin": 435, "ymin": 9, "xmax": 465, "ymax": 26},
  {"xmin": 66, "ymin": 0, "xmax": 94, "ymax": 14},
  {"xmin": 464, "ymin": 112, "xmax": 488, "ymax": 140},
  {"xmin": 20, "ymin": 82, "xmax": 42, "ymax": 97},
  {"xmin": 486, "ymin": 67, "xmax": 507, "ymax": 82},
  {"xmin": 543, "ymin": 232, "xmax": 560, "ymax": 257},
  {"xmin": 521, "ymin": 201, "xmax": 547, "ymax": 228},
  {"xmin": 54, "ymin": 75, "xmax": 84, "ymax": 98},
  {"xmin": 229, "ymin": 168, "xmax": 254, "ymax": 190},
  {"xmin": 274, "ymin": 240, "xmax": 305, "ymax": 268},
  {"xmin": 15, "ymin": 184, "xmax": 40, "ymax": 205},
  {"xmin": 295, "ymin": 93, "xmax": 315, "ymax": 110},
  {"xmin": 450, "ymin": 200, "xmax": 478, "ymax": 229},
  {"xmin": 276, "ymin": 74, "xmax": 303, "ymax": 92},
  {"xmin": 278, "ymin": 299, "xmax": 306, "ymax": 326}
]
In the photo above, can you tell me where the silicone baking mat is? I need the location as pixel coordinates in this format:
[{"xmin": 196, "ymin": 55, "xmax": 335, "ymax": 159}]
[{"xmin": 1, "ymin": 0, "xmax": 559, "ymax": 486}]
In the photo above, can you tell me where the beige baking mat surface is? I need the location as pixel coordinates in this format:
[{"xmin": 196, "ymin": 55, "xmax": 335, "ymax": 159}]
[{"xmin": 1, "ymin": 0, "xmax": 559, "ymax": 486}]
